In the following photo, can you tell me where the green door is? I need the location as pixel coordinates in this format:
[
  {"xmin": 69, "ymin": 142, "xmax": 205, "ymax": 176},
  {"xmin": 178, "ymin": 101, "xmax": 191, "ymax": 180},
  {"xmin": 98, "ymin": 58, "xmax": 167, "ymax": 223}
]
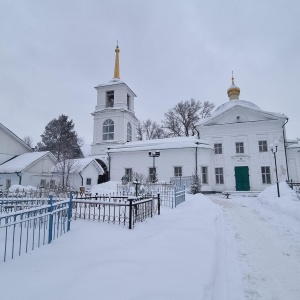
[{"xmin": 235, "ymin": 166, "xmax": 250, "ymax": 191}]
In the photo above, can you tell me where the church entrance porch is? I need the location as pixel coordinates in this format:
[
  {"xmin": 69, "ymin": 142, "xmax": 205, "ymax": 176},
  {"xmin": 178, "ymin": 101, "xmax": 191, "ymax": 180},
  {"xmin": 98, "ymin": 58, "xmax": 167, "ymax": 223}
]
[{"xmin": 234, "ymin": 166, "xmax": 250, "ymax": 191}]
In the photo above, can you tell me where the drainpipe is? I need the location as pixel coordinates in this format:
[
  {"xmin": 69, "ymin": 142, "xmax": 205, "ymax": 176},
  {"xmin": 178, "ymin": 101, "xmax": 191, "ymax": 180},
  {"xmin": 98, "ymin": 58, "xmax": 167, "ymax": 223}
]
[
  {"xmin": 107, "ymin": 148, "xmax": 111, "ymax": 181},
  {"xmin": 16, "ymin": 172, "xmax": 22, "ymax": 185},
  {"xmin": 79, "ymin": 171, "xmax": 83, "ymax": 186},
  {"xmin": 195, "ymin": 142, "xmax": 200, "ymax": 174},
  {"xmin": 282, "ymin": 118, "xmax": 289, "ymax": 181}
]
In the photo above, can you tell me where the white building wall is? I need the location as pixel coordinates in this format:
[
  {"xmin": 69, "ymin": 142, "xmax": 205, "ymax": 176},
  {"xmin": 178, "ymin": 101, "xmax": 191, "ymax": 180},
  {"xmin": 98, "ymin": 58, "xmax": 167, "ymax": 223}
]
[
  {"xmin": 81, "ymin": 163, "xmax": 102, "ymax": 189},
  {"xmin": 109, "ymin": 147, "xmax": 213, "ymax": 189},
  {"xmin": 0, "ymin": 129, "xmax": 32, "ymax": 164},
  {"xmin": 0, "ymin": 173, "xmax": 19, "ymax": 189},
  {"xmin": 200, "ymin": 119, "xmax": 287, "ymax": 191},
  {"xmin": 92, "ymin": 109, "xmax": 138, "ymax": 155},
  {"xmin": 26, "ymin": 156, "xmax": 56, "ymax": 173},
  {"xmin": 287, "ymin": 147, "xmax": 300, "ymax": 182},
  {"xmin": 21, "ymin": 173, "xmax": 54, "ymax": 187}
]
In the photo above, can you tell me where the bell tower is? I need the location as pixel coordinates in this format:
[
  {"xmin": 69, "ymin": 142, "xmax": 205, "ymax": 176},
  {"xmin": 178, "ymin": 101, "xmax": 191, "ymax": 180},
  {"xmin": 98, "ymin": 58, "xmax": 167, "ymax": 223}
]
[{"xmin": 91, "ymin": 44, "xmax": 138, "ymax": 155}]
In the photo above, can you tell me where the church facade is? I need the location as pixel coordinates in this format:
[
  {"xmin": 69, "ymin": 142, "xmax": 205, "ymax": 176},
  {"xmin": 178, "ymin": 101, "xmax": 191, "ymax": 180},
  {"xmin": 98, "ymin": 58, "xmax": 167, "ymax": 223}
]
[{"xmin": 91, "ymin": 45, "xmax": 300, "ymax": 192}]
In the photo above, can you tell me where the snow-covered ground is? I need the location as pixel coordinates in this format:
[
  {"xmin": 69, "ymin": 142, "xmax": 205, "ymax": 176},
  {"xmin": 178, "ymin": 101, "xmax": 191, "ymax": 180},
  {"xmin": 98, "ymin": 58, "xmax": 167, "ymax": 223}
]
[
  {"xmin": 209, "ymin": 182, "xmax": 300, "ymax": 300},
  {"xmin": 0, "ymin": 182, "xmax": 299, "ymax": 300}
]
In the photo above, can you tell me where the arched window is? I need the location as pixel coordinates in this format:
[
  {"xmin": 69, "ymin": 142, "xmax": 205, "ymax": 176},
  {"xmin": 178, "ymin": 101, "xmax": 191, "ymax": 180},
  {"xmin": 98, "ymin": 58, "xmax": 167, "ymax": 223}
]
[
  {"xmin": 103, "ymin": 119, "xmax": 114, "ymax": 140},
  {"xmin": 127, "ymin": 122, "xmax": 132, "ymax": 142}
]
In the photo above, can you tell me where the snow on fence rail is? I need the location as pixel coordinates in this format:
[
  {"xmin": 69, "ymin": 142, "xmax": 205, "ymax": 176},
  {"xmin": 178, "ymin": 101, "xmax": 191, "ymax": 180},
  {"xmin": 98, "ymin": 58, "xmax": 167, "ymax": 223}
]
[
  {"xmin": 170, "ymin": 176, "xmax": 193, "ymax": 190},
  {"xmin": 0, "ymin": 189, "xmax": 71, "ymax": 200},
  {"xmin": 72, "ymin": 194, "xmax": 161, "ymax": 229},
  {"xmin": 116, "ymin": 183, "xmax": 185, "ymax": 208},
  {"xmin": 0, "ymin": 195, "xmax": 72, "ymax": 262}
]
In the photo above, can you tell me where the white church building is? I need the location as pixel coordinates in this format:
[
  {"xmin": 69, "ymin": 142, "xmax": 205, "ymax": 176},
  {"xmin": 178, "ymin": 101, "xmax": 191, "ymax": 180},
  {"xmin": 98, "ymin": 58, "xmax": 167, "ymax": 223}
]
[{"xmin": 91, "ymin": 45, "xmax": 300, "ymax": 192}]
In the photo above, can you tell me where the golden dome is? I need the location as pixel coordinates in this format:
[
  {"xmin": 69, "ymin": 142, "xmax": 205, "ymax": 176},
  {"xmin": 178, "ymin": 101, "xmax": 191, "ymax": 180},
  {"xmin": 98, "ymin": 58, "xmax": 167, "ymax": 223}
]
[{"xmin": 227, "ymin": 73, "xmax": 240, "ymax": 101}]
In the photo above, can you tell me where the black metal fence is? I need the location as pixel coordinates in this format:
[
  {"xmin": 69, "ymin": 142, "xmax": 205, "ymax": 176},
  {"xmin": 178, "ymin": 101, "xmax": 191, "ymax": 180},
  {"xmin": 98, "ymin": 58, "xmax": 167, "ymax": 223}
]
[{"xmin": 72, "ymin": 194, "xmax": 160, "ymax": 229}]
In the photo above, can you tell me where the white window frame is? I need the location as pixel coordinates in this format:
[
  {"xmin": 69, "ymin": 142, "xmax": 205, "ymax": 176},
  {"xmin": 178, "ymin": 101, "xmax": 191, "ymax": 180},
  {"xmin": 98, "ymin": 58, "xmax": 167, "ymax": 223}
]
[
  {"xmin": 259, "ymin": 140, "xmax": 268, "ymax": 152},
  {"xmin": 215, "ymin": 168, "xmax": 224, "ymax": 184},
  {"xmin": 103, "ymin": 119, "xmax": 114, "ymax": 140},
  {"xmin": 125, "ymin": 168, "xmax": 133, "ymax": 182},
  {"xmin": 149, "ymin": 167, "xmax": 156, "ymax": 182},
  {"xmin": 106, "ymin": 91, "xmax": 114, "ymax": 107},
  {"xmin": 6, "ymin": 179, "xmax": 11, "ymax": 190},
  {"xmin": 201, "ymin": 166, "xmax": 208, "ymax": 184},
  {"xmin": 214, "ymin": 143, "xmax": 222, "ymax": 154},
  {"xmin": 174, "ymin": 166, "xmax": 182, "ymax": 177},
  {"xmin": 127, "ymin": 122, "xmax": 132, "ymax": 142},
  {"xmin": 261, "ymin": 166, "xmax": 271, "ymax": 184},
  {"xmin": 235, "ymin": 142, "xmax": 244, "ymax": 154},
  {"xmin": 40, "ymin": 179, "xmax": 46, "ymax": 188},
  {"xmin": 127, "ymin": 94, "xmax": 130, "ymax": 110}
]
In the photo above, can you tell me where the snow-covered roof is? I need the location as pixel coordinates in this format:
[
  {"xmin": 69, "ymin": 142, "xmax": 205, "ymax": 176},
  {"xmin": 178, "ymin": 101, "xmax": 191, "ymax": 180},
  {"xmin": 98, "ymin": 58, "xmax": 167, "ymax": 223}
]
[
  {"xmin": 94, "ymin": 79, "xmax": 137, "ymax": 97},
  {"xmin": 198, "ymin": 99, "xmax": 287, "ymax": 126},
  {"xmin": 107, "ymin": 136, "xmax": 212, "ymax": 153},
  {"xmin": 0, "ymin": 123, "xmax": 33, "ymax": 152},
  {"xmin": 95, "ymin": 78, "xmax": 125, "ymax": 88},
  {"xmin": 80, "ymin": 144, "xmax": 92, "ymax": 157},
  {"xmin": 0, "ymin": 151, "xmax": 55, "ymax": 173},
  {"xmin": 90, "ymin": 155, "xmax": 109, "ymax": 165},
  {"xmin": 286, "ymin": 141, "xmax": 300, "ymax": 149},
  {"xmin": 52, "ymin": 158, "xmax": 104, "ymax": 173}
]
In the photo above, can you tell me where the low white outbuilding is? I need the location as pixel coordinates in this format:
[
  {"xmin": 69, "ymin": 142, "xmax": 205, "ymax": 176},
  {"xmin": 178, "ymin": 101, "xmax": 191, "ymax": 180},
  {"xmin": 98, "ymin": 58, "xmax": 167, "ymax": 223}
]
[
  {"xmin": 0, "ymin": 151, "xmax": 57, "ymax": 189},
  {"xmin": 51, "ymin": 158, "xmax": 104, "ymax": 190},
  {"xmin": 0, "ymin": 123, "xmax": 33, "ymax": 165}
]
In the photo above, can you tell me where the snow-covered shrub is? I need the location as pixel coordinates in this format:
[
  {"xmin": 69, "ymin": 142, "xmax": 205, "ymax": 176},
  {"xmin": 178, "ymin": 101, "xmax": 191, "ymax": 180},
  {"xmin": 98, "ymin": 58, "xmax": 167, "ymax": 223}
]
[{"xmin": 190, "ymin": 172, "xmax": 202, "ymax": 194}]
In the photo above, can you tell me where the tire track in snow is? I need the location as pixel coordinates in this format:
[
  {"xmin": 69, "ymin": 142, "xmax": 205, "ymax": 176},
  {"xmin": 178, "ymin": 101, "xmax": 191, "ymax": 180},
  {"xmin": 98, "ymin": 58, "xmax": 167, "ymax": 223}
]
[{"xmin": 210, "ymin": 196, "xmax": 300, "ymax": 300}]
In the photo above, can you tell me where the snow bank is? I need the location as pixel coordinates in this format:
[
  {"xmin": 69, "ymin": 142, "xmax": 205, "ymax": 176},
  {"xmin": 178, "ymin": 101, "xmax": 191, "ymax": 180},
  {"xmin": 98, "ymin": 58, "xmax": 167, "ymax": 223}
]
[
  {"xmin": 257, "ymin": 182, "xmax": 300, "ymax": 221},
  {"xmin": 90, "ymin": 181, "xmax": 120, "ymax": 194},
  {"xmin": 0, "ymin": 193, "xmax": 236, "ymax": 300},
  {"xmin": 8, "ymin": 184, "xmax": 38, "ymax": 192}
]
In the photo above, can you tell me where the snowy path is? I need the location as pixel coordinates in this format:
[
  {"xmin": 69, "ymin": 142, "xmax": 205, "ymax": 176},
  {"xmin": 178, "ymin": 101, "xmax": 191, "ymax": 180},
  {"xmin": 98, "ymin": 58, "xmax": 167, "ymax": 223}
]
[{"xmin": 210, "ymin": 195, "xmax": 300, "ymax": 300}]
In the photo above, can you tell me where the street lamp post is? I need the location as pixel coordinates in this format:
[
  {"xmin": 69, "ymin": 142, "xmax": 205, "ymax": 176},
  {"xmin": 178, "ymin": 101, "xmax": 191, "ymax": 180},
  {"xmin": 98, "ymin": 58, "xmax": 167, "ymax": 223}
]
[
  {"xmin": 148, "ymin": 151, "xmax": 160, "ymax": 183},
  {"xmin": 270, "ymin": 141, "xmax": 280, "ymax": 197}
]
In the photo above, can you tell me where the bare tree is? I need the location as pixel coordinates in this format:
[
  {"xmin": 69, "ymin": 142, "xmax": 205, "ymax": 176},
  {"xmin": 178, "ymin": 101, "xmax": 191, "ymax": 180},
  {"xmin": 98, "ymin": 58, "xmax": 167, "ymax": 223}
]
[
  {"xmin": 132, "ymin": 172, "xmax": 146, "ymax": 183},
  {"xmin": 136, "ymin": 121, "xmax": 144, "ymax": 141},
  {"xmin": 199, "ymin": 101, "xmax": 215, "ymax": 119},
  {"xmin": 53, "ymin": 159, "xmax": 80, "ymax": 190},
  {"xmin": 142, "ymin": 119, "xmax": 167, "ymax": 140},
  {"xmin": 143, "ymin": 119, "xmax": 157, "ymax": 140},
  {"xmin": 163, "ymin": 98, "xmax": 215, "ymax": 137},
  {"xmin": 23, "ymin": 136, "xmax": 34, "ymax": 148}
]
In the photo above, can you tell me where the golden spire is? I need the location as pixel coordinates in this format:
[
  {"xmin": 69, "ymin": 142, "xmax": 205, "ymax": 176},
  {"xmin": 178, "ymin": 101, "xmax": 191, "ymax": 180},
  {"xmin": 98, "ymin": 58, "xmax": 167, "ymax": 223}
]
[
  {"xmin": 113, "ymin": 41, "xmax": 120, "ymax": 79},
  {"xmin": 227, "ymin": 71, "xmax": 240, "ymax": 101}
]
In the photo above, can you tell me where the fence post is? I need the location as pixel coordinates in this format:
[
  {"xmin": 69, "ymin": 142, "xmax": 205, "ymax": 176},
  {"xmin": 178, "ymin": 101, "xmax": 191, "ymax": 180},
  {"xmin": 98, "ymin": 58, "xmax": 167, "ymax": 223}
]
[
  {"xmin": 67, "ymin": 192, "xmax": 72, "ymax": 232},
  {"xmin": 151, "ymin": 196, "xmax": 153, "ymax": 218},
  {"xmin": 173, "ymin": 186, "xmax": 176, "ymax": 208},
  {"xmin": 48, "ymin": 195, "xmax": 53, "ymax": 244},
  {"xmin": 128, "ymin": 198, "xmax": 133, "ymax": 229},
  {"xmin": 157, "ymin": 193, "xmax": 160, "ymax": 215}
]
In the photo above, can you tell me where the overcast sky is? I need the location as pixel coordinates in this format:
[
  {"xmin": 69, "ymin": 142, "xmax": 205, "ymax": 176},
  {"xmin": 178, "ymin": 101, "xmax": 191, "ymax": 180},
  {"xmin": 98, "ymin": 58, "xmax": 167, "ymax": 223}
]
[{"xmin": 1, "ymin": 0, "xmax": 300, "ymax": 146}]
